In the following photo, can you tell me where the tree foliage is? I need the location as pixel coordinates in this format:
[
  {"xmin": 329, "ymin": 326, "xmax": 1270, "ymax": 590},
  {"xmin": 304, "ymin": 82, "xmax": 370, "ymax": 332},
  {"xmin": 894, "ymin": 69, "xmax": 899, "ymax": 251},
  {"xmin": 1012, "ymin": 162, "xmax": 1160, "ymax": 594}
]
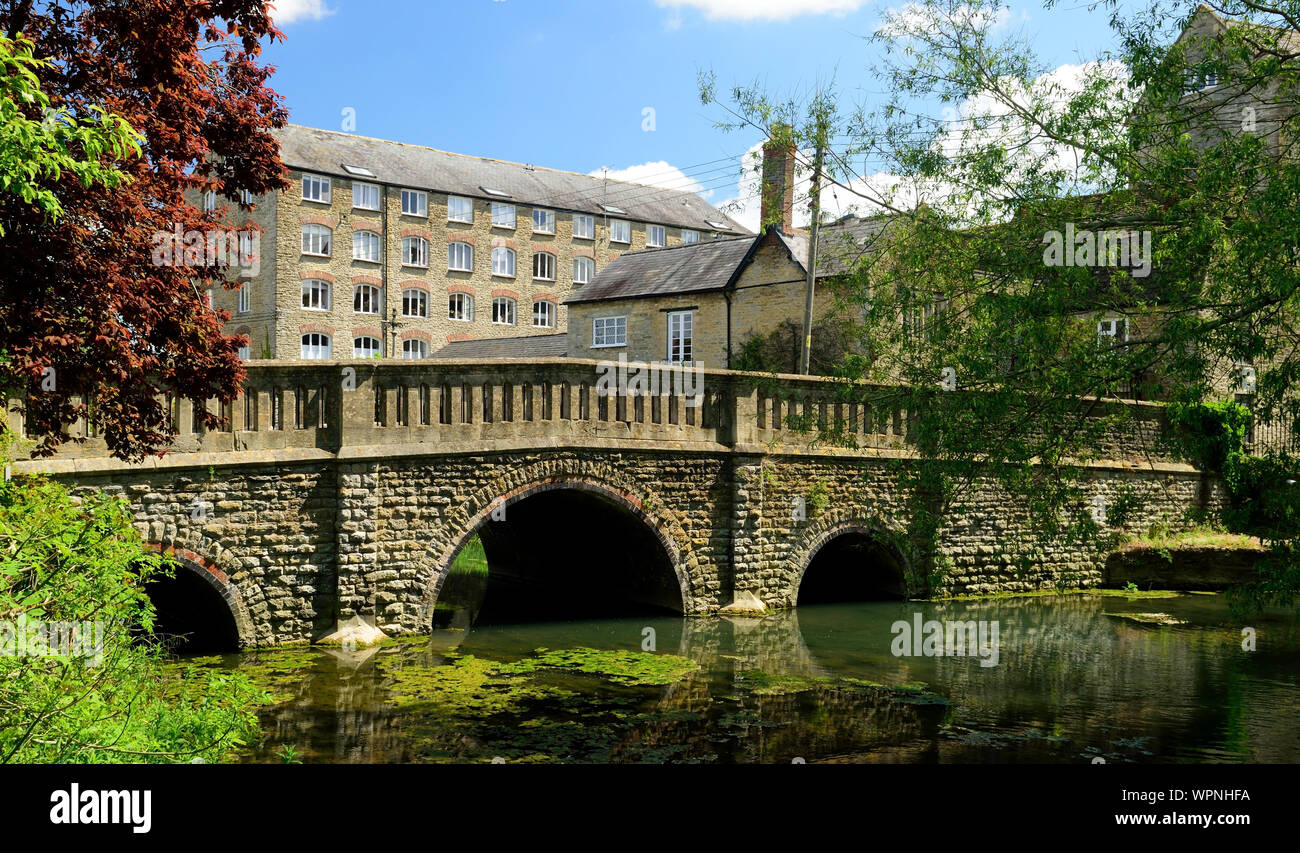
[{"xmin": 0, "ymin": 0, "xmax": 289, "ymax": 460}]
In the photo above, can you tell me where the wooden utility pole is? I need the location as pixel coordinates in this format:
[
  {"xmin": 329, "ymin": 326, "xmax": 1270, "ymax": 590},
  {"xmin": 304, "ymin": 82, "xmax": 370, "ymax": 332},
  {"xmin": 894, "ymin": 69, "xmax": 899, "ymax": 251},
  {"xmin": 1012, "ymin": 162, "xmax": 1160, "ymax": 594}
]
[{"xmin": 799, "ymin": 129, "xmax": 826, "ymax": 375}]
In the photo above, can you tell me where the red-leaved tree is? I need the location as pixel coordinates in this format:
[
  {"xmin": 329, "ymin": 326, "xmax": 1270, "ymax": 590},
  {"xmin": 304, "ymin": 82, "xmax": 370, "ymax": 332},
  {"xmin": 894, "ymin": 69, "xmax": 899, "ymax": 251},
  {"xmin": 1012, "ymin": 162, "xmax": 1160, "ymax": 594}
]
[{"xmin": 1, "ymin": 0, "xmax": 289, "ymax": 460}]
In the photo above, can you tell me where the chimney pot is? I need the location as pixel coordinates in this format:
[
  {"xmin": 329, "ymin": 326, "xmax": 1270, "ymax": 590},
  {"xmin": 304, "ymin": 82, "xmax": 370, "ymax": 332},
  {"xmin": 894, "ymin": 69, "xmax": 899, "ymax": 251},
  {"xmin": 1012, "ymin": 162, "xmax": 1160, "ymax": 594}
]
[{"xmin": 761, "ymin": 125, "xmax": 796, "ymax": 234}]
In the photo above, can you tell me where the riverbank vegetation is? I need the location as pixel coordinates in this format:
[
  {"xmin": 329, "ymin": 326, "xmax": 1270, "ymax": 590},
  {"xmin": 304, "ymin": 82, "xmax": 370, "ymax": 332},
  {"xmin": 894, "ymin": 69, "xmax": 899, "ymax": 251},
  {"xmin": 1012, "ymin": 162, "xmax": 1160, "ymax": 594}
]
[{"xmin": 0, "ymin": 460, "xmax": 266, "ymax": 763}]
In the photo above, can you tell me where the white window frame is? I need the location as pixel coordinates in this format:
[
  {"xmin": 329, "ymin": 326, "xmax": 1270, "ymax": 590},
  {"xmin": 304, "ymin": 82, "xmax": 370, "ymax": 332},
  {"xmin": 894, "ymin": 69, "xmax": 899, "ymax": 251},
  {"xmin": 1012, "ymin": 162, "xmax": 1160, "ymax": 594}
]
[
  {"xmin": 448, "ymin": 292, "xmax": 474, "ymax": 322},
  {"xmin": 448, "ymin": 241, "xmax": 473, "ymax": 272},
  {"xmin": 401, "ymin": 189, "xmax": 428, "ymax": 217},
  {"xmin": 353, "ymin": 336, "xmax": 382, "ymax": 359},
  {"xmin": 491, "ymin": 202, "xmax": 517, "ymax": 229},
  {"xmin": 532, "ymin": 251, "xmax": 556, "ymax": 281},
  {"xmin": 353, "ymin": 283, "xmax": 382, "ymax": 315},
  {"xmin": 352, "ymin": 182, "xmax": 380, "ymax": 210},
  {"xmin": 532, "ymin": 208, "xmax": 556, "ymax": 234},
  {"xmin": 447, "ymin": 195, "xmax": 473, "ymax": 223},
  {"xmin": 492, "ymin": 296, "xmax": 517, "ymax": 325},
  {"xmin": 667, "ymin": 310, "xmax": 694, "ymax": 364},
  {"xmin": 402, "ymin": 288, "xmax": 428, "ymax": 318},
  {"xmin": 681, "ymin": 229, "xmax": 700, "ymax": 244},
  {"xmin": 301, "ymin": 333, "xmax": 331, "ymax": 359},
  {"xmin": 402, "ymin": 339, "xmax": 429, "ymax": 360},
  {"xmin": 203, "ymin": 190, "xmax": 216, "ymax": 213},
  {"xmin": 301, "ymin": 174, "xmax": 331, "ymax": 204},
  {"xmin": 301, "ymin": 279, "xmax": 331, "ymax": 311},
  {"xmin": 573, "ymin": 214, "xmax": 595, "ymax": 240},
  {"xmin": 492, "ymin": 246, "xmax": 516, "ymax": 277},
  {"xmin": 592, "ymin": 315, "xmax": 626, "ymax": 348},
  {"xmin": 1098, "ymin": 317, "xmax": 1129, "ymax": 345},
  {"xmin": 237, "ymin": 344, "xmax": 252, "ymax": 361},
  {"xmin": 301, "ymin": 223, "xmax": 332, "ymax": 257},
  {"xmin": 352, "ymin": 230, "xmax": 381, "ymax": 262},
  {"xmin": 573, "ymin": 256, "xmax": 594, "ymax": 285},
  {"xmin": 533, "ymin": 300, "xmax": 556, "ymax": 328},
  {"xmin": 237, "ymin": 284, "xmax": 250, "ymax": 314},
  {"xmin": 402, "ymin": 236, "xmax": 428, "ymax": 268},
  {"xmin": 610, "ymin": 219, "xmax": 631, "ymax": 244},
  {"xmin": 647, "ymin": 224, "xmax": 666, "ymax": 248}
]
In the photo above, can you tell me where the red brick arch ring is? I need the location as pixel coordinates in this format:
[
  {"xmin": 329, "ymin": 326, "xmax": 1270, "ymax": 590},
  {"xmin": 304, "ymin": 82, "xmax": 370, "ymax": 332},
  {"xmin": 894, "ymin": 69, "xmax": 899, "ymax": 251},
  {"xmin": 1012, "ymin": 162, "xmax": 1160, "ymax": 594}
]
[
  {"xmin": 146, "ymin": 543, "xmax": 256, "ymax": 648},
  {"xmin": 419, "ymin": 476, "xmax": 693, "ymax": 624}
]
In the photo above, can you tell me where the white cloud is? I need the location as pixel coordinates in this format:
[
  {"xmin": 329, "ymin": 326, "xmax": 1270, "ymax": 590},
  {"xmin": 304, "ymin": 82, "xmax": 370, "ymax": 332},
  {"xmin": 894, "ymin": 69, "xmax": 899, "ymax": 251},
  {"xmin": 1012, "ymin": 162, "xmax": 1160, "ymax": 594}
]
[
  {"xmin": 589, "ymin": 161, "xmax": 713, "ymax": 198},
  {"xmin": 656, "ymin": 0, "xmax": 868, "ymax": 22},
  {"xmin": 271, "ymin": 0, "xmax": 334, "ymax": 24},
  {"xmin": 876, "ymin": 2, "xmax": 1011, "ymax": 37}
]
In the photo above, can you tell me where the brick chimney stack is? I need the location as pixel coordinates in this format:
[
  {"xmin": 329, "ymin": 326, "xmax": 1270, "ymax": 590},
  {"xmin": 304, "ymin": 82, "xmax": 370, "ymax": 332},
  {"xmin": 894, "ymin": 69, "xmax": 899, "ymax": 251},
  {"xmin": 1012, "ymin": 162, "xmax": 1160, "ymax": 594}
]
[{"xmin": 761, "ymin": 125, "xmax": 796, "ymax": 233}]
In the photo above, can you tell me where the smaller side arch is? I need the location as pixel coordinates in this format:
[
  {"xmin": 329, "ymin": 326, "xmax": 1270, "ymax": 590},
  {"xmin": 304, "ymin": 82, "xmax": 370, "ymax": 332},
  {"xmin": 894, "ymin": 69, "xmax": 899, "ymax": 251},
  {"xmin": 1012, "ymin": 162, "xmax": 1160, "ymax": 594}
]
[
  {"xmin": 790, "ymin": 519, "xmax": 910, "ymax": 606},
  {"xmin": 145, "ymin": 542, "xmax": 256, "ymax": 649}
]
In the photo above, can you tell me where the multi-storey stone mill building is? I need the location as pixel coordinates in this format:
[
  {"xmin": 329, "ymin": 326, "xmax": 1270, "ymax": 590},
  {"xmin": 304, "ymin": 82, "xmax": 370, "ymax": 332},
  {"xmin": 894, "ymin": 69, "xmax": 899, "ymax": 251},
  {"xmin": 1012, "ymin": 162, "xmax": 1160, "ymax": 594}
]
[
  {"xmin": 212, "ymin": 124, "xmax": 748, "ymax": 363},
  {"xmin": 12, "ymin": 361, "xmax": 1221, "ymax": 649}
]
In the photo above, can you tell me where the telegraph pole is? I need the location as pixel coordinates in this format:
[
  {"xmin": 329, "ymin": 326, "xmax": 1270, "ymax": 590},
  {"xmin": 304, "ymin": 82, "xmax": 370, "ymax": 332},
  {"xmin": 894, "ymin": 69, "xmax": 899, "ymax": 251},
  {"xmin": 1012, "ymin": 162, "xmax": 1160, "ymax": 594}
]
[{"xmin": 799, "ymin": 126, "xmax": 826, "ymax": 375}]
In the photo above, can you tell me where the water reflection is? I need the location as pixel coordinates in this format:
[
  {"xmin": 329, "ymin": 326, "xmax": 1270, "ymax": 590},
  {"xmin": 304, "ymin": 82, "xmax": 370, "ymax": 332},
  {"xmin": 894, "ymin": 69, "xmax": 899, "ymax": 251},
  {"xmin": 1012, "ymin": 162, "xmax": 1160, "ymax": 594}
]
[{"xmin": 191, "ymin": 594, "xmax": 1298, "ymax": 764}]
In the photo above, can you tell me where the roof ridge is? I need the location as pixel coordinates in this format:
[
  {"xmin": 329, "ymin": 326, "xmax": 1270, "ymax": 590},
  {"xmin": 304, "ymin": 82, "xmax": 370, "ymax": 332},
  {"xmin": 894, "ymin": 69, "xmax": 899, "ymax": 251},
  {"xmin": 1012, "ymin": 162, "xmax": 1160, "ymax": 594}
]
[{"xmin": 281, "ymin": 123, "xmax": 729, "ymax": 204}]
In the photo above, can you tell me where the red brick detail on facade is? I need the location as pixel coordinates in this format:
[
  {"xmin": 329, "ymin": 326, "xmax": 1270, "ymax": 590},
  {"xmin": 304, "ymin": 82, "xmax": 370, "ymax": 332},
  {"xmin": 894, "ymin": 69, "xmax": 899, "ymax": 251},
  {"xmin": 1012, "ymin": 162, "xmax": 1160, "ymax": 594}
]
[
  {"xmin": 401, "ymin": 227, "xmax": 433, "ymax": 241},
  {"xmin": 300, "ymin": 323, "xmax": 335, "ymax": 335},
  {"xmin": 352, "ymin": 274, "xmax": 382, "ymax": 287},
  {"xmin": 447, "ymin": 233, "xmax": 476, "ymax": 247},
  {"xmin": 490, "ymin": 237, "xmax": 516, "ymax": 250},
  {"xmin": 351, "ymin": 219, "xmax": 381, "ymax": 234},
  {"xmin": 300, "ymin": 213, "xmax": 336, "ymax": 228},
  {"xmin": 447, "ymin": 283, "xmax": 475, "ymax": 295},
  {"xmin": 491, "ymin": 288, "xmax": 520, "ymax": 300},
  {"xmin": 571, "ymin": 246, "xmax": 595, "ymax": 260},
  {"xmin": 532, "ymin": 292, "xmax": 558, "ymax": 304},
  {"xmin": 401, "ymin": 330, "xmax": 432, "ymax": 343},
  {"xmin": 352, "ymin": 327, "xmax": 382, "ymax": 340},
  {"xmin": 447, "ymin": 334, "xmax": 473, "ymax": 343},
  {"xmin": 300, "ymin": 269, "xmax": 334, "ymax": 282},
  {"xmin": 398, "ymin": 280, "xmax": 430, "ymax": 293}
]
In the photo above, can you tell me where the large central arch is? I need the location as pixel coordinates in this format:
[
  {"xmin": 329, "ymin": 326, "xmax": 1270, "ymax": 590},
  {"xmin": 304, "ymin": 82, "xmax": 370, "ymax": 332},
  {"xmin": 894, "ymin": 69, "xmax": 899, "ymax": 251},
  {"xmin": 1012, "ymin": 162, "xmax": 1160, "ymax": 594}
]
[{"xmin": 419, "ymin": 475, "xmax": 695, "ymax": 627}]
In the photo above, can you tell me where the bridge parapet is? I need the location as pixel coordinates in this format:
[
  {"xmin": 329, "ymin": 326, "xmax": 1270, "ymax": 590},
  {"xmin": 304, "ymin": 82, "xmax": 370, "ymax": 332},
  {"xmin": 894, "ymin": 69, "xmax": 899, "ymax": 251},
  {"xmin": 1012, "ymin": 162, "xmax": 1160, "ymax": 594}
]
[{"xmin": 10, "ymin": 358, "xmax": 1177, "ymax": 471}]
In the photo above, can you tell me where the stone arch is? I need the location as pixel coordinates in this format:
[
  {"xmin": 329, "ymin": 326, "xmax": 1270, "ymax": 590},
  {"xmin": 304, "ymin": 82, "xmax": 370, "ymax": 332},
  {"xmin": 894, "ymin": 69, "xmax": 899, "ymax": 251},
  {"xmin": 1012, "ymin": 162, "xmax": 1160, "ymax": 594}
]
[
  {"xmin": 785, "ymin": 514, "xmax": 910, "ymax": 606},
  {"xmin": 418, "ymin": 465, "xmax": 696, "ymax": 626},
  {"xmin": 145, "ymin": 542, "xmax": 256, "ymax": 649}
]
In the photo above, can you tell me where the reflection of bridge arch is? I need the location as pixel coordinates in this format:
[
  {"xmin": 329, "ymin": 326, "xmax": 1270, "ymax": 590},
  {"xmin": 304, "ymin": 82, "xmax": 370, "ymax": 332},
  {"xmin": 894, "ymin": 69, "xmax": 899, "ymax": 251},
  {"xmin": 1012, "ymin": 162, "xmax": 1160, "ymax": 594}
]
[
  {"xmin": 788, "ymin": 516, "xmax": 910, "ymax": 606},
  {"xmin": 419, "ymin": 466, "xmax": 697, "ymax": 627},
  {"xmin": 144, "ymin": 543, "xmax": 256, "ymax": 650}
]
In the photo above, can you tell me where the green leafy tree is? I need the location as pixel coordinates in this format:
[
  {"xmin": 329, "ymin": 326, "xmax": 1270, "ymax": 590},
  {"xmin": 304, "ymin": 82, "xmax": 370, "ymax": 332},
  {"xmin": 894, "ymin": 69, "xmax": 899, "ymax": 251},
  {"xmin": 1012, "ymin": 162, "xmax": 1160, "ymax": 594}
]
[{"xmin": 0, "ymin": 442, "xmax": 265, "ymax": 763}]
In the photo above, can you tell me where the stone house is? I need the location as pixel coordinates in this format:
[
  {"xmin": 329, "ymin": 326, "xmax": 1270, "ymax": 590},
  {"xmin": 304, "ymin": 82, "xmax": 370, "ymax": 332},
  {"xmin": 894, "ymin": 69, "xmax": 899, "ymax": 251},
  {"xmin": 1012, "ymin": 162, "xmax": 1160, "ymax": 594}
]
[{"xmin": 202, "ymin": 124, "xmax": 747, "ymax": 361}]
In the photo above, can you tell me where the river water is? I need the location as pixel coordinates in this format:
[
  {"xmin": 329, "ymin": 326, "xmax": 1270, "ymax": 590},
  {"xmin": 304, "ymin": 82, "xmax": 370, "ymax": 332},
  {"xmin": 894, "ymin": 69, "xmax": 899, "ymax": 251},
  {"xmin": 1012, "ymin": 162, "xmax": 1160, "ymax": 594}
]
[{"xmin": 184, "ymin": 593, "xmax": 1299, "ymax": 763}]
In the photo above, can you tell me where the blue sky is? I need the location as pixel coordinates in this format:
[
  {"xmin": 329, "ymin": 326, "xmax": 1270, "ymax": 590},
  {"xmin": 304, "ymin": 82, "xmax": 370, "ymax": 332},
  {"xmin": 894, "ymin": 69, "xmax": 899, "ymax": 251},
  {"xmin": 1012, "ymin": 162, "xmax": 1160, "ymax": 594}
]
[{"xmin": 264, "ymin": 0, "xmax": 1159, "ymax": 227}]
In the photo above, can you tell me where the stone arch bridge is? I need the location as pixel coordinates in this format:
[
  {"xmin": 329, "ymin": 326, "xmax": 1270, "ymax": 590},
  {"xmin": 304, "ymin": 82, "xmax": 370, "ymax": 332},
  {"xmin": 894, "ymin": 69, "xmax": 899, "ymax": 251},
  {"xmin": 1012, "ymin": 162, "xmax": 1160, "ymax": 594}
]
[{"xmin": 11, "ymin": 359, "xmax": 1219, "ymax": 648}]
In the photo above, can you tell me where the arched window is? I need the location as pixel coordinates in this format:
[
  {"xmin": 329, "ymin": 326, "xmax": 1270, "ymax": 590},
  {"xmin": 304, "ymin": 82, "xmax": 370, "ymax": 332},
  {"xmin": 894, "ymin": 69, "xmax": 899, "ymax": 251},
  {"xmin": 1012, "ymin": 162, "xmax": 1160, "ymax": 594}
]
[
  {"xmin": 301, "ymin": 279, "xmax": 331, "ymax": 311},
  {"xmin": 353, "ymin": 336, "xmax": 381, "ymax": 358},
  {"xmin": 532, "ymin": 251, "xmax": 556, "ymax": 281},
  {"xmin": 301, "ymin": 223, "xmax": 332, "ymax": 256},
  {"xmin": 301, "ymin": 333, "xmax": 331, "ymax": 359},
  {"xmin": 492, "ymin": 296, "xmax": 516, "ymax": 325},
  {"xmin": 402, "ymin": 289, "xmax": 428, "ymax": 318},
  {"xmin": 352, "ymin": 230, "xmax": 381, "ymax": 262},
  {"xmin": 573, "ymin": 256, "xmax": 594, "ymax": 284},
  {"xmin": 532, "ymin": 300, "xmax": 556, "ymax": 328},
  {"xmin": 402, "ymin": 339, "xmax": 429, "ymax": 360},
  {"xmin": 491, "ymin": 246, "xmax": 515, "ymax": 277},
  {"xmin": 448, "ymin": 241, "xmax": 473, "ymax": 272},
  {"xmin": 354, "ymin": 283, "xmax": 382, "ymax": 314},
  {"xmin": 402, "ymin": 236, "xmax": 428, "ymax": 267},
  {"xmin": 448, "ymin": 292, "xmax": 474, "ymax": 322}
]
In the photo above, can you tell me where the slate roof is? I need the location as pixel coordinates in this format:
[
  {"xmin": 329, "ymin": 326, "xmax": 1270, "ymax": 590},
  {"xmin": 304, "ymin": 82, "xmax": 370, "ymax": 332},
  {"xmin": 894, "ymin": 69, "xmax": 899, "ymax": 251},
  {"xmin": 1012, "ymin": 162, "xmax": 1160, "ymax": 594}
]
[
  {"xmin": 275, "ymin": 125, "xmax": 750, "ymax": 234},
  {"xmin": 430, "ymin": 333, "xmax": 568, "ymax": 360},
  {"xmin": 563, "ymin": 217, "xmax": 901, "ymax": 305}
]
